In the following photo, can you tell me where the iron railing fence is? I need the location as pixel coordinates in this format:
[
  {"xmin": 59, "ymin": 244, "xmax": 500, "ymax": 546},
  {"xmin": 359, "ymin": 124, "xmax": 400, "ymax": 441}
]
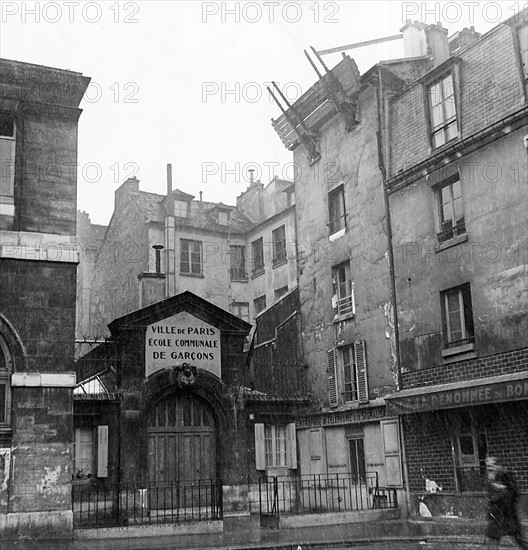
[
  {"xmin": 259, "ymin": 472, "xmax": 397, "ymax": 524},
  {"xmin": 72, "ymin": 479, "xmax": 223, "ymax": 529}
]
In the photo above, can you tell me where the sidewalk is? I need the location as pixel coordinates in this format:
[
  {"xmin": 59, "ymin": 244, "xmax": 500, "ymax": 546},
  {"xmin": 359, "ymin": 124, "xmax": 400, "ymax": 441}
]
[{"xmin": 7, "ymin": 516, "xmax": 528, "ymax": 550}]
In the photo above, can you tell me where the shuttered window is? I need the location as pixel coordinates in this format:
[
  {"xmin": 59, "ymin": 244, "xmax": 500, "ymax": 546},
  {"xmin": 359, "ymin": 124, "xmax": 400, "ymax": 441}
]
[
  {"xmin": 327, "ymin": 349, "xmax": 338, "ymax": 407},
  {"xmin": 354, "ymin": 340, "xmax": 368, "ymax": 403},
  {"xmin": 74, "ymin": 425, "xmax": 109, "ymax": 479},
  {"xmin": 254, "ymin": 423, "xmax": 297, "ymax": 470}
]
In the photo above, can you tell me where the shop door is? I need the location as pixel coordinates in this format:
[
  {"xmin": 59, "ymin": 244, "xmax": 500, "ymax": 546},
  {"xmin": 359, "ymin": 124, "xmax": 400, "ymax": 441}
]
[{"xmin": 147, "ymin": 393, "xmax": 216, "ymax": 508}]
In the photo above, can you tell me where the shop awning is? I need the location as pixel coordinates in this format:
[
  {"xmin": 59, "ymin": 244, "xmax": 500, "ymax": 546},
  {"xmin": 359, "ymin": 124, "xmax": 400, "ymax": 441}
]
[{"xmin": 385, "ymin": 370, "xmax": 528, "ymax": 415}]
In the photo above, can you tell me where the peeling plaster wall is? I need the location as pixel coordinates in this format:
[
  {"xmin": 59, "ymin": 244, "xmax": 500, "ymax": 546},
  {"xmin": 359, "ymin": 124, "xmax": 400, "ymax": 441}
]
[
  {"xmin": 391, "ymin": 129, "xmax": 528, "ymax": 376},
  {"xmin": 294, "ymin": 83, "xmax": 397, "ymax": 407}
]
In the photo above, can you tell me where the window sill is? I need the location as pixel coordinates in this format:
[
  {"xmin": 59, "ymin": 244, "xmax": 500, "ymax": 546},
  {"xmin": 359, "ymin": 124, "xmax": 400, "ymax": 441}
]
[
  {"xmin": 251, "ymin": 268, "xmax": 265, "ymax": 279},
  {"xmin": 231, "ymin": 277, "xmax": 249, "ymax": 283},
  {"xmin": 442, "ymin": 342, "xmax": 476, "ymax": 364},
  {"xmin": 179, "ymin": 272, "xmax": 204, "ymax": 278},
  {"xmin": 437, "ymin": 233, "xmax": 468, "ymax": 251},
  {"xmin": 272, "ymin": 258, "xmax": 287, "ymax": 269},
  {"xmin": 333, "ymin": 312, "xmax": 355, "ymax": 324}
]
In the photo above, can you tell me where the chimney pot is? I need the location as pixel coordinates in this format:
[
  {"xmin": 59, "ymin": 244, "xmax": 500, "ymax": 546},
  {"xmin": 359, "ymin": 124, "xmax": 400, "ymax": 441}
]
[
  {"xmin": 248, "ymin": 169, "xmax": 255, "ymax": 184},
  {"xmin": 199, "ymin": 191, "xmax": 203, "ymax": 202},
  {"xmin": 153, "ymin": 244, "xmax": 164, "ymax": 274}
]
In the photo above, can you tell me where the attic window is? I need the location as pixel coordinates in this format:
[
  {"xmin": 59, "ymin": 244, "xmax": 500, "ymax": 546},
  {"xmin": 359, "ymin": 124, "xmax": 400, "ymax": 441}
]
[
  {"xmin": 174, "ymin": 200, "xmax": 189, "ymax": 218},
  {"xmin": 218, "ymin": 211, "xmax": 228, "ymax": 225}
]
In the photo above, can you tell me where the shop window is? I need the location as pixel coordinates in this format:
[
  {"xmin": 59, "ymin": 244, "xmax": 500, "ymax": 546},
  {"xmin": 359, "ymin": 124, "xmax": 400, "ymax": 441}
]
[
  {"xmin": 332, "ymin": 261, "xmax": 355, "ymax": 317},
  {"xmin": 328, "ymin": 184, "xmax": 346, "ymax": 235},
  {"xmin": 0, "ymin": 112, "xmax": 15, "ymax": 214},
  {"xmin": 229, "ymin": 245, "xmax": 247, "ymax": 280},
  {"xmin": 436, "ymin": 174, "xmax": 465, "ymax": 243},
  {"xmin": 272, "ymin": 225, "xmax": 287, "ymax": 265},
  {"xmin": 428, "ymin": 72, "xmax": 458, "ymax": 148},
  {"xmin": 73, "ymin": 426, "xmax": 108, "ymax": 479},
  {"xmin": 251, "ymin": 237, "xmax": 264, "ymax": 274},
  {"xmin": 254, "ymin": 423, "xmax": 297, "ymax": 470},
  {"xmin": 180, "ymin": 239, "xmax": 202, "ymax": 275},
  {"xmin": 0, "ymin": 334, "xmax": 12, "ymax": 428},
  {"xmin": 441, "ymin": 283, "xmax": 475, "ymax": 349},
  {"xmin": 230, "ymin": 302, "xmax": 249, "ymax": 323},
  {"xmin": 174, "ymin": 199, "xmax": 189, "ymax": 218},
  {"xmin": 253, "ymin": 295, "xmax": 266, "ymax": 317},
  {"xmin": 348, "ymin": 437, "xmax": 366, "ymax": 483},
  {"xmin": 455, "ymin": 419, "xmax": 487, "ymax": 492}
]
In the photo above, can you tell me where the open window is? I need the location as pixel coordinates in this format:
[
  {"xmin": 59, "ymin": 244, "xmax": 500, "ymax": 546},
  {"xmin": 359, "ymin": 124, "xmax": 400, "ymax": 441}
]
[
  {"xmin": 73, "ymin": 425, "xmax": 108, "ymax": 479},
  {"xmin": 436, "ymin": 174, "xmax": 466, "ymax": 244},
  {"xmin": 328, "ymin": 184, "xmax": 346, "ymax": 235},
  {"xmin": 441, "ymin": 283, "xmax": 475, "ymax": 351}
]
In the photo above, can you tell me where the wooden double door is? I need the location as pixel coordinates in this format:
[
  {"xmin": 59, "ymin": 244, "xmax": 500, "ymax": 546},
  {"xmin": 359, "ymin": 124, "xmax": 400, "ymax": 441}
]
[{"xmin": 147, "ymin": 393, "xmax": 216, "ymax": 508}]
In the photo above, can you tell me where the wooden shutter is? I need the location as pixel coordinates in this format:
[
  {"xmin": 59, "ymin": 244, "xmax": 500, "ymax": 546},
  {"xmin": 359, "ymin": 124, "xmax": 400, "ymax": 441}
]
[
  {"xmin": 327, "ymin": 349, "xmax": 338, "ymax": 407},
  {"xmin": 381, "ymin": 419, "xmax": 403, "ymax": 487},
  {"xmin": 286, "ymin": 423, "xmax": 297, "ymax": 469},
  {"xmin": 354, "ymin": 340, "xmax": 368, "ymax": 403},
  {"xmin": 97, "ymin": 425, "xmax": 109, "ymax": 478},
  {"xmin": 254, "ymin": 423, "xmax": 266, "ymax": 470}
]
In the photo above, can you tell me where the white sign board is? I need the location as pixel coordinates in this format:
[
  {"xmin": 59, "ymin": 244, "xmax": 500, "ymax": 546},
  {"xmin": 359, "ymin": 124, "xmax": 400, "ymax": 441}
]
[{"xmin": 145, "ymin": 312, "xmax": 221, "ymax": 378}]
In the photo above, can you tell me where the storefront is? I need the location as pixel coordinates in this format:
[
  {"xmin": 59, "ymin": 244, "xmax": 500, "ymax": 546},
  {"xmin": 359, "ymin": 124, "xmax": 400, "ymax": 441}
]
[{"xmin": 386, "ymin": 371, "xmax": 528, "ymax": 518}]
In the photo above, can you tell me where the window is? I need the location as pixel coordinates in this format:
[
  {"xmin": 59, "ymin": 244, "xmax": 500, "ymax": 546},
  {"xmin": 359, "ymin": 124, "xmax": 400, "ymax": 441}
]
[
  {"xmin": 332, "ymin": 261, "xmax": 355, "ymax": 316},
  {"xmin": 0, "ymin": 113, "xmax": 15, "ymax": 210},
  {"xmin": 328, "ymin": 341, "xmax": 368, "ymax": 407},
  {"xmin": 342, "ymin": 345, "xmax": 358, "ymax": 402},
  {"xmin": 180, "ymin": 239, "xmax": 202, "ymax": 275},
  {"xmin": 518, "ymin": 24, "xmax": 528, "ymax": 80},
  {"xmin": 251, "ymin": 237, "xmax": 264, "ymax": 273},
  {"xmin": 348, "ymin": 437, "xmax": 366, "ymax": 482},
  {"xmin": 229, "ymin": 245, "xmax": 247, "ymax": 280},
  {"xmin": 174, "ymin": 200, "xmax": 189, "ymax": 218},
  {"xmin": 328, "ymin": 185, "xmax": 346, "ymax": 235},
  {"xmin": 253, "ymin": 295, "xmax": 267, "ymax": 316},
  {"xmin": 231, "ymin": 302, "xmax": 249, "ymax": 323},
  {"xmin": 274, "ymin": 286, "xmax": 288, "ymax": 301},
  {"xmin": 272, "ymin": 225, "xmax": 286, "ymax": 265},
  {"xmin": 455, "ymin": 413, "xmax": 487, "ymax": 492},
  {"xmin": 441, "ymin": 283, "xmax": 474, "ymax": 348},
  {"xmin": 437, "ymin": 176, "xmax": 465, "ymax": 243},
  {"xmin": 0, "ymin": 334, "xmax": 12, "ymax": 427},
  {"xmin": 217, "ymin": 211, "xmax": 228, "ymax": 225},
  {"xmin": 428, "ymin": 73, "xmax": 458, "ymax": 148},
  {"xmin": 254, "ymin": 423, "xmax": 297, "ymax": 470},
  {"xmin": 73, "ymin": 426, "xmax": 108, "ymax": 479}
]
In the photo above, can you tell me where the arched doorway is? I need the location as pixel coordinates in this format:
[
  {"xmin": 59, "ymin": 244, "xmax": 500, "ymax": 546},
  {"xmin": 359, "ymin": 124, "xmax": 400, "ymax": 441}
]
[{"xmin": 147, "ymin": 392, "xmax": 216, "ymax": 507}]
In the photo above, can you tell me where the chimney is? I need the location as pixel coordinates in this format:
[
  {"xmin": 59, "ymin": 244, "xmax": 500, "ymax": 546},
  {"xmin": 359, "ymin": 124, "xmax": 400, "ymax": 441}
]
[
  {"xmin": 248, "ymin": 169, "xmax": 255, "ymax": 185},
  {"xmin": 426, "ymin": 23, "xmax": 450, "ymax": 67},
  {"xmin": 167, "ymin": 163, "xmax": 172, "ymax": 195},
  {"xmin": 137, "ymin": 244, "xmax": 166, "ymax": 308},
  {"xmin": 199, "ymin": 191, "xmax": 203, "ymax": 202},
  {"xmin": 456, "ymin": 26, "xmax": 480, "ymax": 49},
  {"xmin": 400, "ymin": 20, "xmax": 427, "ymax": 57}
]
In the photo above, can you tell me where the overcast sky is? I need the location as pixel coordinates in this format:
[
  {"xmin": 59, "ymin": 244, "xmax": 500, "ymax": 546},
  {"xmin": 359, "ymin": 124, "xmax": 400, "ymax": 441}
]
[{"xmin": 1, "ymin": 1, "xmax": 521, "ymax": 225}]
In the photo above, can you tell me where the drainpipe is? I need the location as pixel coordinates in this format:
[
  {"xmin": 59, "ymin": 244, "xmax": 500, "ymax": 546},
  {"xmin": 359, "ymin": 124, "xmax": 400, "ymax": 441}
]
[{"xmin": 375, "ymin": 64, "xmax": 411, "ymax": 517}]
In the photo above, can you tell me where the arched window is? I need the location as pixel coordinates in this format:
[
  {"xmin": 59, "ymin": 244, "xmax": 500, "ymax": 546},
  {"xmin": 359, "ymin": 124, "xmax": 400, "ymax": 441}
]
[{"xmin": 0, "ymin": 333, "xmax": 12, "ymax": 427}]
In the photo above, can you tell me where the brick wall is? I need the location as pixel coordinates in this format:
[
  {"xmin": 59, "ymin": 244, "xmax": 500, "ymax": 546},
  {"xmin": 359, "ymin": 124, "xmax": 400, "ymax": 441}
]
[
  {"xmin": 390, "ymin": 24, "xmax": 525, "ymax": 175},
  {"xmin": 402, "ymin": 346, "xmax": 528, "ymax": 389},
  {"xmin": 404, "ymin": 402, "xmax": 528, "ymax": 493}
]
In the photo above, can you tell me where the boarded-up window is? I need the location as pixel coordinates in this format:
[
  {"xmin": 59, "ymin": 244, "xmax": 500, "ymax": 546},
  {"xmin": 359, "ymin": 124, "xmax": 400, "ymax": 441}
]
[
  {"xmin": 381, "ymin": 419, "xmax": 402, "ymax": 487},
  {"xmin": 97, "ymin": 426, "xmax": 109, "ymax": 478}
]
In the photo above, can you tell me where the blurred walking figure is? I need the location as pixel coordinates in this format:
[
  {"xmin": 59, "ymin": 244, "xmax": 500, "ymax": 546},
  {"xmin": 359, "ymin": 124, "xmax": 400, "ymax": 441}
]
[{"xmin": 486, "ymin": 456, "xmax": 527, "ymax": 549}]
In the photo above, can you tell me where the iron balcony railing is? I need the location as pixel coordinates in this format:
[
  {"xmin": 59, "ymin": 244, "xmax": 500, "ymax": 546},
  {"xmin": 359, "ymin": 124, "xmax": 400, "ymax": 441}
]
[
  {"xmin": 72, "ymin": 479, "xmax": 223, "ymax": 529},
  {"xmin": 259, "ymin": 472, "xmax": 397, "ymax": 525}
]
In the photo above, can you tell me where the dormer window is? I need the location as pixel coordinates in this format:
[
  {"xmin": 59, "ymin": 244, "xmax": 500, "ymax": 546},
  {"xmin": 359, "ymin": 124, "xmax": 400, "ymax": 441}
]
[
  {"xmin": 218, "ymin": 211, "xmax": 228, "ymax": 225},
  {"xmin": 174, "ymin": 199, "xmax": 189, "ymax": 218}
]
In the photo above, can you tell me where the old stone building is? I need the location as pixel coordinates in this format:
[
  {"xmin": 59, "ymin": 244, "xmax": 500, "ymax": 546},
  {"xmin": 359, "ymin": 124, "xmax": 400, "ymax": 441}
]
[
  {"xmin": 384, "ymin": 11, "xmax": 528, "ymax": 517},
  {"xmin": 0, "ymin": 58, "xmax": 89, "ymax": 538},
  {"xmin": 83, "ymin": 172, "xmax": 296, "ymax": 337}
]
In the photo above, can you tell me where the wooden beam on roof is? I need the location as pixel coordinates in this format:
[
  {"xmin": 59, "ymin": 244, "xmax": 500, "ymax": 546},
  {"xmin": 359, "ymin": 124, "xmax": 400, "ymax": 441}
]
[{"xmin": 316, "ymin": 34, "xmax": 403, "ymax": 56}]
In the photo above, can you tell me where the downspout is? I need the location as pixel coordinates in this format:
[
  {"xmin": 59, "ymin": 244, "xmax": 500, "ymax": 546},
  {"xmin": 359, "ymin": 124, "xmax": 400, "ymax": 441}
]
[{"xmin": 375, "ymin": 65, "xmax": 411, "ymax": 517}]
